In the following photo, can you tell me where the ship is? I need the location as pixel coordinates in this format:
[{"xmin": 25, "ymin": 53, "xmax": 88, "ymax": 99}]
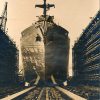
[
  {"xmin": 0, "ymin": 2, "xmax": 18, "ymax": 86},
  {"xmin": 21, "ymin": 0, "xmax": 70, "ymax": 84}
]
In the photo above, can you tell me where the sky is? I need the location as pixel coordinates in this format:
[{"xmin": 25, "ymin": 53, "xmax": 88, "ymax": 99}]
[{"xmin": 0, "ymin": 0, "xmax": 99, "ymax": 76}]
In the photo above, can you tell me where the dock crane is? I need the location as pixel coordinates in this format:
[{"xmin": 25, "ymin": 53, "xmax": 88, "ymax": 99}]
[{"xmin": 0, "ymin": 2, "xmax": 7, "ymax": 32}]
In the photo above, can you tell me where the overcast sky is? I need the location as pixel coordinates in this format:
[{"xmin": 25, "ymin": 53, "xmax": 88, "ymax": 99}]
[{"xmin": 0, "ymin": 0, "xmax": 99, "ymax": 75}]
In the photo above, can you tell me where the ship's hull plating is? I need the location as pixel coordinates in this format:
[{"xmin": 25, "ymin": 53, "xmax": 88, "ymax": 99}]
[
  {"xmin": 21, "ymin": 25, "xmax": 45, "ymax": 82},
  {"xmin": 45, "ymin": 25, "xmax": 70, "ymax": 83}
]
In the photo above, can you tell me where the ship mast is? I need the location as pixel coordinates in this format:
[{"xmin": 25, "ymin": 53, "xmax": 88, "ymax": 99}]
[{"xmin": 35, "ymin": 0, "xmax": 55, "ymax": 18}]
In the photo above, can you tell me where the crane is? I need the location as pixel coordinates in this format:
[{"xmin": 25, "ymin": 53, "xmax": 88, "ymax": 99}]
[{"xmin": 0, "ymin": 2, "xmax": 7, "ymax": 32}]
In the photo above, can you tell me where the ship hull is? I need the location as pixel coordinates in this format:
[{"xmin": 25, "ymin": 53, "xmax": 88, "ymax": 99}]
[{"xmin": 21, "ymin": 20, "xmax": 69, "ymax": 83}]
